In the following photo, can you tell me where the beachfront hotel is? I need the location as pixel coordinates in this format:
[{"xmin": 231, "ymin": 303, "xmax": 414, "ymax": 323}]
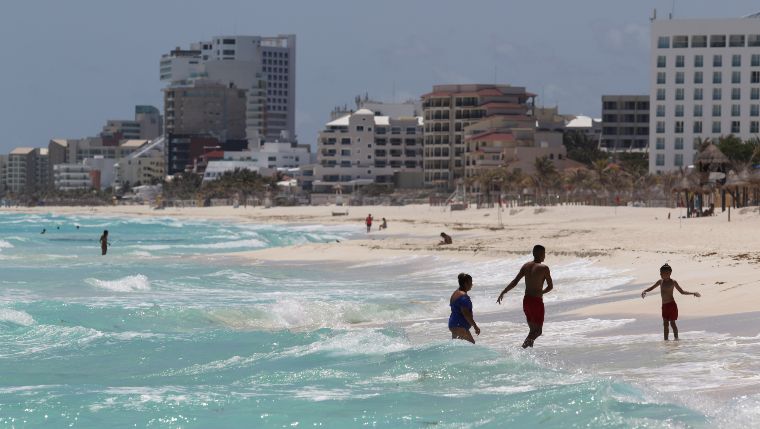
[
  {"xmin": 160, "ymin": 34, "xmax": 296, "ymax": 146},
  {"xmin": 421, "ymin": 84, "xmax": 536, "ymax": 189},
  {"xmin": 601, "ymin": 95, "xmax": 650, "ymax": 153},
  {"xmin": 311, "ymin": 102, "xmax": 423, "ymax": 193},
  {"xmin": 649, "ymin": 13, "xmax": 760, "ymax": 173}
]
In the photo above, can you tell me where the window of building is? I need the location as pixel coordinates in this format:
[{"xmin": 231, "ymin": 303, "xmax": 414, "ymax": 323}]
[
  {"xmin": 675, "ymin": 88, "xmax": 684, "ymax": 100},
  {"xmin": 658, "ymin": 36, "xmax": 670, "ymax": 48},
  {"xmin": 753, "ymin": 55, "xmax": 760, "ymax": 67},
  {"xmin": 656, "ymin": 137, "xmax": 665, "ymax": 150},
  {"xmin": 752, "ymin": 71, "xmax": 760, "ymax": 84},
  {"xmin": 657, "ymin": 56, "xmax": 666, "ymax": 68},
  {"xmin": 694, "ymin": 88, "xmax": 704, "ymax": 100},
  {"xmin": 656, "ymin": 105, "xmax": 666, "ymax": 117},
  {"xmin": 340, "ymin": 150, "xmax": 351, "ymax": 156},
  {"xmin": 752, "ymin": 121, "xmax": 760, "ymax": 133},
  {"xmin": 732, "ymin": 71, "xmax": 741, "ymax": 84},
  {"xmin": 730, "ymin": 35, "xmax": 746, "ymax": 47},
  {"xmin": 714, "ymin": 55, "xmax": 723, "ymax": 67},
  {"xmin": 753, "ymin": 88, "xmax": 760, "ymax": 100},
  {"xmin": 676, "ymin": 55, "xmax": 685, "ymax": 68},
  {"xmin": 674, "ymin": 153, "xmax": 684, "ymax": 166},
  {"xmin": 694, "ymin": 71, "xmax": 703, "ymax": 84},
  {"xmin": 656, "ymin": 121, "xmax": 665, "ymax": 133},
  {"xmin": 675, "ymin": 137, "xmax": 684, "ymax": 150},
  {"xmin": 692, "ymin": 56, "xmax": 703, "ymax": 69},
  {"xmin": 750, "ymin": 35, "xmax": 760, "ymax": 47},
  {"xmin": 713, "ymin": 88, "xmax": 722, "ymax": 100},
  {"xmin": 676, "ymin": 71, "xmax": 685, "ymax": 84},
  {"xmin": 732, "ymin": 88, "xmax": 741, "ymax": 100},
  {"xmin": 713, "ymin": 105, "xmax": 722, "ymax": 117},
  {"xmin": 657, "ymin": 88, "xmax": 666, "ymax": 100},
  {"xmin": 674, "ymin": 121, "xmax": 684, "ymax": 134},
  {"xmin": 693, "ymin": 121, "xmax": 703, "ymax": 133},
  {"xmin": 712, "ymin": 121, "xmax": 722, "ymax": 133},
  {"xmin": 691, "ymin": 35, "xmax": 707, "ymax": 48},
  {"xmin": 356, "ymin": 126, "xmax": 364, "ymax": 131},
  {"xmin": 694, "ymin": 104, "xmax": 703, "ymax": 117},
  {"xmin": 657, "ymin": 72, "xmax": 666, "ymax": 84},
  {"xmin": 672, "ymin": 35, "xmax": 688, "ymax": 48},
  {"xmin": 656, "ymin": 154, "xmax": 665, "ymax": 166},
  {"xmin": 222, "ymin": 49, "xmax": 235, "ymax": 55},
  {"xmin": 732, "ymin": 54, "xmax": 742, "ymax": 67},
  {"xmin": 675, "ymin": 104, "xmax": 684, "ymax": 117},
  {"xmin": 751, "ymin": 104, "xmax": 760, "ymax": 117},
  {"xmin": 710, "ymin": 35, "xmax": 727, "ymax": 47},
  {"xmin": 341, "ymin": 138, "xmax": 351, "ymax": 145},
  {"xmin": 732, "ymin": 104, "xmax": 741, "ymax": 116},
  {"xmin": 732, "ymin": 121, "xmax": 741, "ymax": 133},
  {"xmin": 713, "ymin": 71, "xmax": 722, "ymax": 84}
]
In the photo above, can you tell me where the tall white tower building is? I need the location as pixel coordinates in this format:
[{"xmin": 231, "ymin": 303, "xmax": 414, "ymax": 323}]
[
  {"xmin": 160, "ymin": 34, "xmax": 295, "ymax": 146},
  {"xmin": 649, "ymin": 13, "xmax": 760, "ymax": 173}
]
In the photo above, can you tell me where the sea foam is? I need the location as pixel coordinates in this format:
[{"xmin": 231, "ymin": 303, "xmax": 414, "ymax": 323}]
[{"xmin": 86, "ymin": 274, "xmax": 151, "ymax": 292}]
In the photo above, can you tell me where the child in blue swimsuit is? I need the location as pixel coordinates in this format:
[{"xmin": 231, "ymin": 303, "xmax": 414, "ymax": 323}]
[{"xmin": 449, "ymin": 273, "xmax": 480, "ymax": 343}]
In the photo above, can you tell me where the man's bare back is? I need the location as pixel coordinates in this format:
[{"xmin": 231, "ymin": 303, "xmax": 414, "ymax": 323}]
[{"xmin": 521, "ymin": 261, "xmax": 551, "ymax": 298}]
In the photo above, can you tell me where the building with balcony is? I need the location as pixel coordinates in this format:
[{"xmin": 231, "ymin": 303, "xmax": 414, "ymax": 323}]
[
  {"xmin": 650, "ymin": 13, "xmax": 760, "ymax": 172},
  {"xmin": 53, "ymin": 163, "xmax": 94, "ymax": 191},
  {"xmin": 6, "ymin": 147, "xmax": 47, "ymax": 193},
  {"xmin": 101, "ymin": 105, "xmax": 162, "ymax": 141},
  {"xmin": 160, "ymin": 34, "xmax": 296, "ymax": 146},
  {"xmin": 312, "ymin": 106, "xmax": 423, "ymax": 193},
  {"xmin": 601, "ymin": 95, "xmax": 650, "ymax": 153},
  {"xmin": 163, "ymin": 79, "xmax": 247, "ymax": 141},
  {"xmin": 421, "ymin": 84, "xmax": 536, "ymax": 189}
]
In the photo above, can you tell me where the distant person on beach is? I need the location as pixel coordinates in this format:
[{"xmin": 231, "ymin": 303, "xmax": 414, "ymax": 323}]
[
  {"xmin": 438, "ymin": 232, "xmax": 452, "ymax": 245},
  {"xmin": 449, "ymin": 273, "xmax": 480, "ymax": 343},
  {"xmin": 365, "ymin": 214, "xmax": 373, "ymax": 233},
  {"xmin": 497, "ymin": 244, "xmax": 554, "ymax": 348},
  {"xmin": 641, "ymin": 263, "xmax": 701, "ymax": 341},
  {"xmin": 40, "ymin": 228, "xmax": 46, "ymax": 234},
  {"xmin": 99, "ymin": 230, "xmax": 109, "ymax": 255},
  {"xmin": 379, "ymin": 218, "xmax": 387, "ymax": 230}
]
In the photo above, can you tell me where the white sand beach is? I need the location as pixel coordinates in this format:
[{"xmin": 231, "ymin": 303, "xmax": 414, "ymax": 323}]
[{"xmin": 7, "ymin": 203, "xmax": 760, "ymax": 323}]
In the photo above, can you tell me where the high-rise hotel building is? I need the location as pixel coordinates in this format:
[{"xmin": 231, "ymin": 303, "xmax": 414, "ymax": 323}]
[{"xmin": 650, "ymin": 13, "xmax": 760, "ymax": 173}]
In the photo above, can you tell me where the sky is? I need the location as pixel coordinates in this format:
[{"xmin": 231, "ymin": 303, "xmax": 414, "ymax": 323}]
[{"xmin": 0, "ymin": 0, "xmax": 758, "ymax": 153}]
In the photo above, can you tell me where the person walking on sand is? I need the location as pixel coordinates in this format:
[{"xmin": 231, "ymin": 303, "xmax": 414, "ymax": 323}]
[
  {"xmin": 449, "ymin": 273, "xmax": 480, "ymax": 343},
  {"xmin": 365, "ymin": 214, "xmax": 373, "ymax": 233},
  {"xmin": 497, "ymin": 244, "xmax": 554, "ymax": 348},
  {"xmin": 641, "ymin": 263, "xmax": 701, "ymax": 341},
  {"xmin": 99, "ymin": 230, "xmax": 110, "ymax": 256}
]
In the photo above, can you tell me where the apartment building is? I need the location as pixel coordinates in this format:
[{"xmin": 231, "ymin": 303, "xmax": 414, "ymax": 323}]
[
  {"xmin": 650, "ymin": 14, "xmax": 760, "ymax": 172},
  {"xmin": 601, "ymin": 95, "xmax": 650, "ymax": 153},
  {"xmin": 312, "ymin": 107, "xmax": 423, "ymax": 193},
  {"xmin": 6, "ymin": 147, "xmax": 47, "ymax": 193},
  {"xmin": 421, "ymin": 84, "xmax": 536, "ymax": 189},
  {"xmin": 101, "ymin": 105, "xmax": 162, "ymax": 141},
  {"xmin": 160, "ymin": 34, "xmax": 295, "ymax": 145},
  {"xmin": 0, "ymin": 155, "xmax": 7, "ymax": 193},
  {"xmin": 163, "ymin": 80, "xmax": 247, "ymax": 140}
]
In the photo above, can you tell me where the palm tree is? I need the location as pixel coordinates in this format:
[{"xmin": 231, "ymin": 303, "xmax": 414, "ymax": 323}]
[{"xmin": 531, "ymin": 156, "xmax": 559, "ymax": 205}]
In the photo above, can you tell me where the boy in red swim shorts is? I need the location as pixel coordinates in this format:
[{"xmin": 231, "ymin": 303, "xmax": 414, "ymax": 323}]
[
  {"xmin": 641, "ymin": 263, "xmax": 701, "ymax": 341},
  {"xmin": 497, "ymin": 245, "xmax": 554, "ymax": 348}
]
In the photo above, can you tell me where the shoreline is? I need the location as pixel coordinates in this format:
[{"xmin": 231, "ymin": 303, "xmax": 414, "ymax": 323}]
[{"xmin": 3, "ymin": 204, "xmax": 760, "ymax": 328}]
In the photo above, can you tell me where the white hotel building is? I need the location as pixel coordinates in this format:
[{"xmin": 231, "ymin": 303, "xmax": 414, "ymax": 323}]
[{"xmin": 650, "ymin": 13, "xmax": 760, "ymax": 173}]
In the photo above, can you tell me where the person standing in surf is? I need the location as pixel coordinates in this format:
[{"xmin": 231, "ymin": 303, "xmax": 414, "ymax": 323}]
[
  {"xmin": 497, "ymin": 244, "xmax": 554, "ymax": 348},
  {"xmin": 365, "ymin": 214, "xmax": 373, "ymax": 233},
  {"xmin": 641, "ymin": 263, "xmax": 701, "ymax": 341},
  {"xmin": 449, "ymin": 273, "xmax": 480, "ymax": 343},
  {"xmin": 99, "ymin": 230, "xmax": 109, "ymax": 255}
]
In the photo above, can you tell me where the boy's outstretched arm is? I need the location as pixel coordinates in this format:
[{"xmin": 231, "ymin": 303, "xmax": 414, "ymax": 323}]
[
  {"xmin": 497, "ymin": 266, "xmax": 525, "ymax": 304},
  {"xmin": 674, "ymin": 281, "xmax": 701, "ymax": 297},
  {"xmin": 641, "ymin": 280, "xmax": 662, "ymax": 299},
  {"xmin": 542, "ymin": 267, "xmax": 553, "ymax": 295}
]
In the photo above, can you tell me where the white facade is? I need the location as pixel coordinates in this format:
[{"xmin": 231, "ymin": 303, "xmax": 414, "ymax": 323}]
[
  {"xmin": 115, "ymin": 139, "xmax": 166, "ymax": 188},
  {"xmin": 313, "ymin": 107, "xmax": 423, "ymax": 192},
  {"xmin": 53, "ymin": 164, "xmax": 93, "ymax": 190},
  {"xmin": 161, "ymin": 34, "xmax": 296, "ymax": 145},
  {"xmin": 650, "ymin": 15, "xmax": 760, "ymax": 173},
  {"xmin": 223, "ymin": 141, "xmax": 312, "ymax": 169},
  {"xmin": 202, "ymin": 161, "xmax": 273, "ymax": 182}
]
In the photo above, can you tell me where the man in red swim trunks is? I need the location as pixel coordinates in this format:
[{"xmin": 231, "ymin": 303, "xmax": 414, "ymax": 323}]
[
  {"xmin": 497, "ymin": 244, "xmax": 554, "ymax": 348},
  {"xmin": 641, "ymin": 263, "xmax": 701, "ymax": 341}
]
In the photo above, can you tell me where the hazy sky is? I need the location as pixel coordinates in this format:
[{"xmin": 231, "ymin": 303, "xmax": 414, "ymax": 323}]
[{"xmin": 0, "ymin": 0, "xmax": 758, "ymax": 153}]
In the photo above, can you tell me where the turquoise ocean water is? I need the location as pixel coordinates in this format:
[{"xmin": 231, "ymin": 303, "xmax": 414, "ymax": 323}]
[{"xmin": 0, "ymin": 212, "xmax": 757, "ymax": 428}]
